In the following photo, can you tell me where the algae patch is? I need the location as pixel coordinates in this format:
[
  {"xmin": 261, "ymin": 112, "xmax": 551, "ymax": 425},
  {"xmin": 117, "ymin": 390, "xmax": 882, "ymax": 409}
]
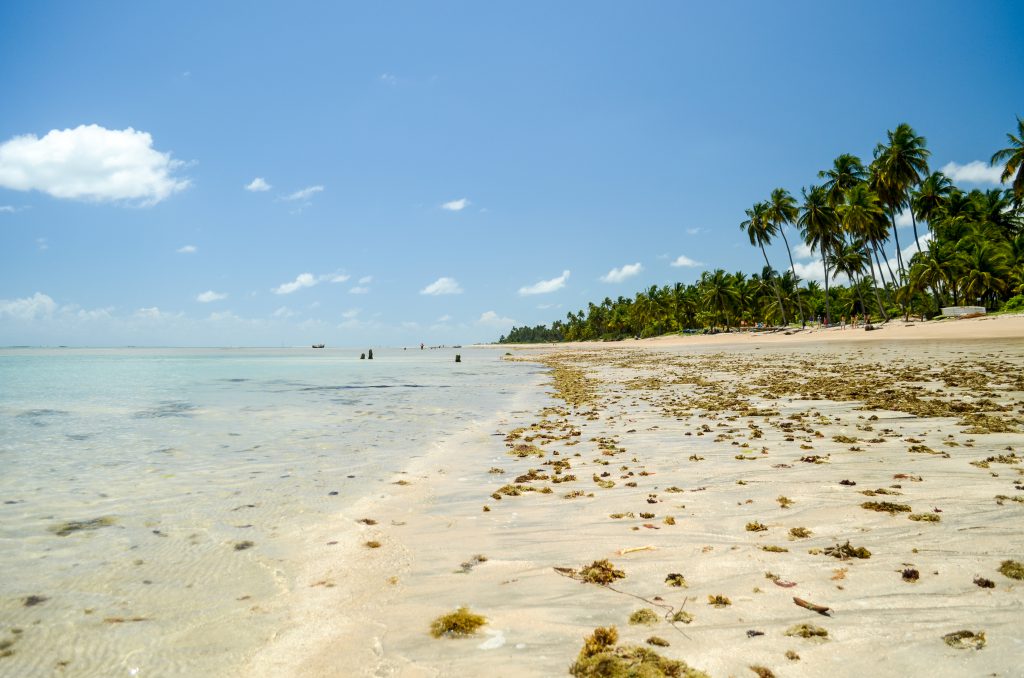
[
  {"xmin": 49, "ymin": 516, "xmax": 116, "ymax": 537},
  {"xmin": 429, "ymin": 607, "xmax": 486, "ymax": 638},
  {"xmin": 942, "ymin": 630, "xmax": 985, "ymax": 650}
]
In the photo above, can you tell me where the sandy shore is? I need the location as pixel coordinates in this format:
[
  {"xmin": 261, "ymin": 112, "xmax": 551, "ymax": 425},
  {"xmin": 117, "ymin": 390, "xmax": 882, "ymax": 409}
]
[{"xmin": 240, "ymin": 318, "xmax": 1024, "ymax": 677}]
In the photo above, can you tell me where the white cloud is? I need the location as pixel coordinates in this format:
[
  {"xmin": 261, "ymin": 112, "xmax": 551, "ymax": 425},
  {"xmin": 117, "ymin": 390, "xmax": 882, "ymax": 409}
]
[
  {"xmin": 1, "ymin": 205, "xmax": 18, "ymax": 213},
  {"xmin": 380, "ymin": 73, "xmax": 397, "ymax": 85},
  {"xmin": 272, "ymin": 306, "xmax": 295, "ymax": 318},
  {"xmin": 478, "ymin": 310, "xmax": 515, "ymax": 328},
  {"xmin": 941, "ymin": 160, "xmax": 1005, "ymax": 186},
  {"xmin": 600, "ymin": 262, "xmax": 643, "ymax": 283},
  {"xmin": 358, "ymin": 275, "xmax": 373, "ymax": 285},
  {"xmin": 0, "ymin": 124, "xmax": 189, "ymax": 205},
  {"xmin": 177, "ymin": 244, "xmax": 197, "ymax": 254},
  {"xmin": 349, "ymin": 286, "xmax": 370, "ymax": 294},
  {"xmin": 894, "ymin": 210, "xmax": 914, "ymax": 228},
  {"xmin": 134, "ymin": 306, "xmax": 171, "ymax": 320},
  {"xmin": 537, "ymin": 303, "xmax": 562, "ymax": 310},
  {"xmin": 685, "ymin": 227, "xmax": 703, "ymax": 236},
  {"xmin": 0, "ymin": 292, "xmax": 56, "ymax": 319},
  {"xmin": 793, "ymin": 243, "xmax": 815, "ymax": 260},
  {"xmin": 323, "ymin": 272, "xmax": 350, "ymax": 283},
  {"xmin": 283, "ymin": 185, "xmax": 324, "ymax": 201},
  {"xmin": 437, "ymin": 314, "xmax": 452, "ymax": 322},
  {"xmin": 36, "ymin": 237, "xmax": 48, "ymax": 251},
  {"xmin": 670, "ymin": 255, "xmax": 703, "ymax": 268},
  {"xmin": 272, "ymin": 273, "xmax": 317, "ymax": 295},
  {"xmin": 245, "ymin": 177, "xmax": 271, "ymax": 192},
  {"xmin": 420, "ymin": 277, "xmax": 464, "ymax": 295},
  {"xmin": 518, "ymin": 270, "xmax": 570, "ymax": 295},
  {"xmin": 441, "ymin": 198, "xmax": 469, "ymax": 211},
  {"xmin": 341, "ymin": 308, "xmax": 360, "ymax": 319},
  {"xmin": 196, "ymin": 290, "xmax": 227, "ymax": 303}
]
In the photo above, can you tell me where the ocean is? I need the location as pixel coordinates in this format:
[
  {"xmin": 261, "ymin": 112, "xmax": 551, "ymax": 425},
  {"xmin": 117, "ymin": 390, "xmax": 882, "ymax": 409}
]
[{"xmin": 0, "ymin": 347, "xmax": 538, "ymax": 677}]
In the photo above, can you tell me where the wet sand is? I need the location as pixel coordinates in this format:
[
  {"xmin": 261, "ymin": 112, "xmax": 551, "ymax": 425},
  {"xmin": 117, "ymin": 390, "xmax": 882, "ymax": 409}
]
[{"xmin": 240, "ymin": 323, "xmax": 1024, "ymax": 677}]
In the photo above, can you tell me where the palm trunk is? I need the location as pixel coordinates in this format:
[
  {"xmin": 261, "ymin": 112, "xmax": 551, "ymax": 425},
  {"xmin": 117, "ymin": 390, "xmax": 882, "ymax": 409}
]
[
  {"xmin": 889, "ymin": 211, "xmax": 906, "ymax": 280},
  {"xmin": 760, "ymin": 244, "xmax": 788, "ymax": 326},
  {"xmin": 865, "ymin": 247, "xmax": 890, "ymax": 322},
  {"xmin": 911, "ymin": 210, "xmax": 923, "ymax": 256},
  {"xmin": 778, "ymin": 228, "xmax": 806, "ymax": 327},
  {"xmin": 820, "ymin": 244, "xmax": 832, "ymax": 325}
]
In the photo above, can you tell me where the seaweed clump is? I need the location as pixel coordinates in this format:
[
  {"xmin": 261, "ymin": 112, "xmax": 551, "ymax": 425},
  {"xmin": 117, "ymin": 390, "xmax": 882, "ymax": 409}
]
[
  {"xmin": 908, "ymin": 513, "xmax": 940, "ymax": 522},
  {"xmin": 579, "ymin": 559, "xmax": 626, "ymax": 585},
  {"xmin": 707, "ymin": 595, "xmax": 731, "ymax": 607},
  {"xmin": 49, "ymin": 516, "xmax": 116, "ymax": 537},
  {"xmin": 569, "ymin": 626, "xmax": 710, "ymax": 678},
  {"xmin": 998, "ymin": 560, "xmax": 1024, "ymax": 580},
  {"xmin": 861, "ymin": 501, "xmax": 912, "ymax": 514},
  {"xmin": 789, "ymin": 527, "xmax": 812, "ymax": 539},
  {"xmin": 628, "ymin": 608, "xmax": 659, "ymax": 625},
  {"xmin": 942, "ymin": 630, "xmax": 986, "ymax": 650},
  {"xmin": 746, "ymin": 522, "xmax": 768, "ymax": 532},
  {"xmin": 664, "ymin": 573, "xmax": 687, "ymax": 588},
  {"xmin": 824, "ymin": 541, "xmax": 871, "ymax": 559},
  {"xmin": 429, "ymin": 607, "xmax": 486, "ymax": 638},
  {"xmin": 784, "ymin": 624, "xmax": 828, "ymax": 639}
]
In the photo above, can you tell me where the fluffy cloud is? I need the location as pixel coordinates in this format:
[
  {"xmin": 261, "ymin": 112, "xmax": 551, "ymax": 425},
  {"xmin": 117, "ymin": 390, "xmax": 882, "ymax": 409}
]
[
  {"xmin": 685, "ymin": 227, "xmax": 704, "ymax": 236},
  {"xmin": 600, "ymin": 262, "xmax": 643, "ymax": 283},
  {"xmin": 478, "ymin": 310, "xmax": 515, "ymax": 328},
  {"xmin": 196, "ymin": 290, "xmax": 227, "ymax": 303},
  {"xmin": 436, "ymin": 314, "xmax": 452, "ymax": 322},
  {"xmin": 0, "ymin": 124, "xmax": 189, "ymax": 205},
  {"xmin": 177, "ymin": 244, "xmax": 197, "ymax": 254},
  {"xmin": 518, "ymin": 270, "xmax": 570, "ymax": 295},
  {"xmin": 0, "ymin": 292, "xmax": 56, "ymax": 319},
  {"xmin": 341, "ymin": 308, "xmax": 360, "ymax": 319},
  {"xmin": 793, "ymin": 243, "xmax": 815, "ymax": 260},
  {"xmin": 349, "ymin": 286, "xmax": 370, "ymax": 294},
  {"xmin": 420, "ymin": 277, "xmax": 464, "ymax": 295},
  {"xmin": 941, "ymin": 160, "xmax": 1005, "ymax": 185},
  {"xmin": 283, "ymin": 185, "xmax": 324, "ymax": 201},
  {"xmin": 272, "ymin": 273, "xmax": 317, "ymax": 294},
  {"xmin": 324, "ymin": 272, "xmax": 350, "ymax": 283},
  {"xmin": 1, "ymin": 205, "xmax": 17, "ymax": 213},
  {"xmin": 670, "ymin": 255, "xmax": 703, "ymax": 268},
  {"xmin": 441, "ymin": 198, "xmax": 469, "ymax": 211},
  {"xmin": 358, "ymin": 275, "xmax": 373, "ymax": 285},
  {"xmin": 245, "ymin": 177, "xmax": 271, "ymax": 192},
  {"xmin": 272, "ymin": 306, "xmax": 295, "ymax": 318}
]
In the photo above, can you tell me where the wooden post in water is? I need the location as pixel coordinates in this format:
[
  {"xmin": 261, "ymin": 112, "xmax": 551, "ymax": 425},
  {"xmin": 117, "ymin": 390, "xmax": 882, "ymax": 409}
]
[
  {"xmin": 455, "ymin": 354, "xmax": 461, "ymax": 363},
  {"xmin": 368, "ymin": 349, "xmax": 374, "ymax": 360},
  {"xmin": 360, "ymin": 353, "xmax": 365, "ymax": 360}
]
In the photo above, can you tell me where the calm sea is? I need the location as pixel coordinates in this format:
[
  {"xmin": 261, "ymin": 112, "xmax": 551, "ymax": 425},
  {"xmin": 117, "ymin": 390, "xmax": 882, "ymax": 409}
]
[{"xmin": 0, "ymin": 347, "xmax": 538, "ymax": 677}]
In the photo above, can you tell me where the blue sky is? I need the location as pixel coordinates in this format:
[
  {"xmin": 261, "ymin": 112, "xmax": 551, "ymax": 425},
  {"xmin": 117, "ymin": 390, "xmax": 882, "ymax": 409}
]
[{"xmin": 1, "ymin": 1, "xmax": 1022, "ymax": 346}]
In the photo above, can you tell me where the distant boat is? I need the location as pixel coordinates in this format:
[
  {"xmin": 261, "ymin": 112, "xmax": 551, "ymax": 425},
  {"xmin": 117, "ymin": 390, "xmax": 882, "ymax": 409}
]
[{"xmin": 312, "ymin": 344, "xmax": 325, "ymax": 349}]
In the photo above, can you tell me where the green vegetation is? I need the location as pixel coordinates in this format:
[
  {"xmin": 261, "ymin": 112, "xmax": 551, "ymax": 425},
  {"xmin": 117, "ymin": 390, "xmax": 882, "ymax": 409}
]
[
  {"xmin": 499, "ymin": 119, "xmax": 1024, "ymax": 343},
  {"xmin": 569, "ymin": 626, "xmax": 710, "ymax": 678},
  {"xmin": 429, "ymin": 607, "xmax": 486, "ymax": 638}
]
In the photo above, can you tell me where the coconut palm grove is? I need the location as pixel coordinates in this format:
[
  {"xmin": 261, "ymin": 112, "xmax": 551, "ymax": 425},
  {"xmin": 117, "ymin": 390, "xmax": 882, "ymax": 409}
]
[{"xmin": 499, "ymin": 117, "xmax": 1024, "ymax": 344}]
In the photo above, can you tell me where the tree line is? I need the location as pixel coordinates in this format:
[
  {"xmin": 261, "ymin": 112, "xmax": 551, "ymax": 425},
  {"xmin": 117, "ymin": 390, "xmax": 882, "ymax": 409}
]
[{"xmin": 499, "ymin": 118, "xmax": 1024, "ymax": 343}]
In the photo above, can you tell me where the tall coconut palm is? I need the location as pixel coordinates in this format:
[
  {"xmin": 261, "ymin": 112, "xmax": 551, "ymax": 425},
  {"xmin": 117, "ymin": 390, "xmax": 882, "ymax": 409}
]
[
  {"xmin": 827, "ymin": 239, "xmax": 870, "ymax": 318},
  {"xmin": 959, "ymin": 241, "xmax": 1011, "ymax": 308},
  {"xmin": 740, "ymin": 201, "xmax": 788, "ymax": 325},
  {"xmin": 872, "ymin": 123, "xmax": 931, "ymax": 265},
  {"xmin": 911, "ymin": 171, "xmax": 953, "ymax": 243},
  {"xmin": 818, "ymin": 154, "xmax": 868, "ymax": 208},
  {"xmin": 700, "ymin": 269, "xmax": 740, "ymax": 330},
  {"xmin": 765, "ymin": 187, "xmax": 806, "ymax": 326},
  {"xmin": 797, "ymin": 184, "xmax": 841, "ymax": 325},
  {"xmin": 991, "ymin": 115, "xmax": 1024, "ymax": 207},
  {"xmin": 839, "ymin": 183, "xmax": 890, "ymax": 321}
]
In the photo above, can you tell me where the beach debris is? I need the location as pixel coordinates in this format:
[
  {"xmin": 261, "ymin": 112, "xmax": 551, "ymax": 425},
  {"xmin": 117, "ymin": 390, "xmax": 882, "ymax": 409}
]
[
  {"xmin": 861, "ymin": 501, "xmax": 912, "ymax": 514},
  {"xmin": 104, "ymin": 616, "xmax": 149, "ymax": 624},
  {"xmin": 575, "ymin": 559, "xmax": 626, "ymax": 585},
  {"xmin": 777, "ymin": 496, "xmax": 794, "ymax": 508},
  {"xmin": 824, "ymin": 541, "xmax": 871, "ymax": 559},
  {"xmin": 663, "ymin": 516, "xmax": 676, "ymax": 525},
  {"xmin": 839, "ymin": 479, "xmax": 856, "ymax": 486},
  {"xmin": 784, "ymin": 624, "xmax": 828, "ymax": 639},
  {"xmin": 455, "ymin": 554, "xmax": 488, "ymax": 574},
  {"xmin": 646, "ymin": 636, "xmax": 670, "ymax": 647},
  {"xmin": 617, "ymin": 545, "xmax": 656, "ymax": 556},
  {"xmin": 799, "ymin": 455, "xmax": 827, "ymax": 464},
  {"xmin": 997, "ymin": 560, "xmax": 1024, "ymax": 580},
  {"xmin": 357, "ymin": 518, "xmax": 378, "ymax": 525},
  {"xmin": 772, "ymin": 578, "xmax": 797, "ymax": 588},
  {"xmin": 973, "ymin": 576, "xmax": 995, "ymax": 588},
  {"xmin": 749, "ymin": 667, "xmax": 776, "ymax": 678},
  {"xmin": 629, "ymin": 608, "xmax": 659, "ymax": 625},
  {"xmin": 610, "ymin": 513, "xmax": 635, "ymax": 519},
  {"xmin": 942, "ymin": 630, "xmax": 986, "ymax": 650},
  {"xmin": 49, "ymin": 516, "xmax": 116, "ymax": 537},
  {"xmin": 509, "ymin": 444, "xmax": 544, "ymax": 458},
  {"xmin": 671, "ymin": 610, "xmax": 694, "ymax": 624},
  {"xmin": 429, "ymin": 607, "xmax": 486, "ymax": 638},
  {"xmin": 908, "ymin": 513, "xmax": 940, "ymax": 522},
  {"xmin": 22, "ymin": 595, "xmax": 48, "ymax": 607},
  {"xmin": 488, "ymin": 467, "xmax": 505, "ymax": 474},
  {"xmin": 233, "ymin": 540, "xmax": 254, "ymax": 551},
  {"xmin": 707, "ymin": 595, "xmax": 731, "ymax": 607},
  {"xmin": 761, "ymin": 545, "xmax": 788, "ymax": 553},
  {"xmin": 785, "ymin": 650, "xmax": 800, "ymax": 661},
  {"xmin": 793, "ymin": 597, "xmax": 830, "ymax": 615},
  {"xmin": 789, "ymin": 527, "xmax": 812, "ymax": 539},
  {"xmin": 364, "ymin": 540, "xmax": 382, "ymax": 548},
  {"xmin": 746, "ymin": 521, "xmax": 768, "ymax": 532},
  {"xmin": 902, "ymin": 568, "xmax": 920, "ymax": 582},
  {"xmin": 664, "ymin": 573, "xmax": 687, "ymax": 588},
  {"xmin": 570, "ymin": 626, "xmax": 710, "ymax": 678},
  {"xmin": 746, "ymin": 630, "xmax": 765, "ymax": 638}
]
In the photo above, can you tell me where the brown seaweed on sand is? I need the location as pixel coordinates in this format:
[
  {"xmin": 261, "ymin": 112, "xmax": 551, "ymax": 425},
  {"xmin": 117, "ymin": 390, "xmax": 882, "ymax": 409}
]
[
  {"xmin": 861, "ymin": 501, "xmax": 911, "ymax": 514},
  {"xmin": 942, "ymin": 630, "xmax": 986, "ymax": 650},
  {"xmin": 569, "ymin": 626, "xmax": 710, "ymax": 678},
  {"xmin": 784, "ymin": 624, "xmax": 828, "ymax": 639},
  {"xmin": 429, "ymin": 607, "xmax": 486, "ymax": 638},
  {"xmin": 824, "ymin": 541, "xmax": 871, "ymax": 559},
  {"xmin": 998, "ymin": 560, "xmax": 1024, "ymax": 580}
]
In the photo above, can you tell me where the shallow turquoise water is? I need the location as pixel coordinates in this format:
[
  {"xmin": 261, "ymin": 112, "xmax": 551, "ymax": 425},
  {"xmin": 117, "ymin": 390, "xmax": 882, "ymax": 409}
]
[{"xmin": 0, "ymin": 347, "xmax": 537, "ymax": 677}]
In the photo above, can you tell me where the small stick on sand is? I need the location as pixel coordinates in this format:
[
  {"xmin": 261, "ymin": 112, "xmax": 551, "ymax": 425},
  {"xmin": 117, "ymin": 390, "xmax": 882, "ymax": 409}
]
[{"xmin": 793, "ymin": 597, "xmax": 831, "ymax": 616}]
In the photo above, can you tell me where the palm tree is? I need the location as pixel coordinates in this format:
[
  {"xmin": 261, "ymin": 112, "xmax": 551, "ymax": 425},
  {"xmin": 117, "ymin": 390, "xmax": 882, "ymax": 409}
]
[
  {"xmin": 700, "ymin": 269, "xmax": 740, "ymax": 330},
  {"xmin": 828, "ymin": 239, "xmax": 870, "ymax": 319},
  {"xmin": 911, "ymin": 171, "xmax": 953, "ymax": 243},
  {"xmin": 959, "ymin": 241, "xmax": 1011, "ymax": 308},
  {"xmin": 798, "ymin": 184, "xmax": 841, "ymax": 325},
  {"xmin": 839, "ymin": 183, "xmax": 890, "ymax": 321},
  {"xmin": 819, "ymin": 154, "xmax": 867, "ymax": 208},
  {"xmin": 765, "ymin": 188, "xmax": 806, "ymax": 326},
  {"xmin": 740, "ymin": 201, "xmax": 788, "ymax": 325},
  {"xmin": 991, "ymin": 115, "xmax": 1024, "ymax": 207},
  {"xmin": 872, "ymin": 123, "xmax": 931, "ymax": 265}
]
